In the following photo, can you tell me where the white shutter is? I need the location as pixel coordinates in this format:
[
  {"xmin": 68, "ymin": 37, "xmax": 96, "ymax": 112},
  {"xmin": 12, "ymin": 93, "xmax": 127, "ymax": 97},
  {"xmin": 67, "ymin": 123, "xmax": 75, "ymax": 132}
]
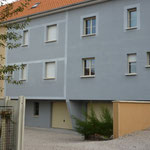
[
  {"xmin": 47, "ymin": 25, "xmax": 57, "ymax": 41},
  {"xmin": 46, "ymin": 62, "xmax": 55, "ymax": 78},
  {"xmin": 23, "ymin": 31, "xmax": 28, "ymax": 45},
  {"xmin": 128, "ymin": 54, "xmax": 136, "ymax": 62}
]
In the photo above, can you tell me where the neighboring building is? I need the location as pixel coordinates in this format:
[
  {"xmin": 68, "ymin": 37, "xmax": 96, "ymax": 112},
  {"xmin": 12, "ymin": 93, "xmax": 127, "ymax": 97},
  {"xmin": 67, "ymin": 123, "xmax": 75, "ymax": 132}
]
[
  {"xmin": 0, "ymin": 27, "xmax": 6, "ymax": 98},
  {"xmin": 5, "ymin": 0, "xmax": 150, "ymax": 129}
]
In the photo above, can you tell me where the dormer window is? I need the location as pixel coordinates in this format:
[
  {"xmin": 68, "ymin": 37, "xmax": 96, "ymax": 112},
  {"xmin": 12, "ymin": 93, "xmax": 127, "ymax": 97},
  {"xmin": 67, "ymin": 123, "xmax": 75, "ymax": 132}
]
[{"xmin": 31, "ymin": 2, "xmax": 40, "ymax": 9}]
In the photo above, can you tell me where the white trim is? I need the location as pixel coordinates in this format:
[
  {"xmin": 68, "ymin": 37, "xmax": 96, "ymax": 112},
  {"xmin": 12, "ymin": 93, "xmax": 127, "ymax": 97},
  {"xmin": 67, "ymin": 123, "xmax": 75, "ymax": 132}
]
[
  {"xmin": 125, "ymin": 73, "xmax": 137, "ymax": 76},
  {"xmin": 82, "ymin": 33, "xmax": 96, "ymax": 37},
  {"xmin": 22, "ymin": 29, "xmax": 30, "ymax": 47},
  {"xmin": 44, "ymin": 24, "xmax": 58, "ymax": 43},
  {"xmin": 64, "ymin": 12, "xmax": 69, "ymax": 99},
  {"xmin": 43, "ymin": 61, "xmax": 57, "ymax": 80},
  {"xmin": 124, "ymin": 3, "xmax": 140, "ymax": 31},
  {"xmin": 7, "ymin": 57, "xmax": 65, "ymax": 65},
  {"xmin": 80, "ymin": 75, "xmax": 95, "ymax": 78},
  {"xmin": 10, "ymin": 96, "xmax": 66, "ymax": 100},
  {"xmin": 82, "ymin": 57, "xmax": 95, "ymax": 76}
]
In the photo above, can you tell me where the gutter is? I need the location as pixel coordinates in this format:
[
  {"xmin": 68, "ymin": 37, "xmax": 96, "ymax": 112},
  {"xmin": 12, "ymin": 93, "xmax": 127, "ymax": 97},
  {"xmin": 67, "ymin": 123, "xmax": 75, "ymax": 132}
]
[{"xmin": 5, "ymin": 0, "xmax": 110, "ymax": 23}]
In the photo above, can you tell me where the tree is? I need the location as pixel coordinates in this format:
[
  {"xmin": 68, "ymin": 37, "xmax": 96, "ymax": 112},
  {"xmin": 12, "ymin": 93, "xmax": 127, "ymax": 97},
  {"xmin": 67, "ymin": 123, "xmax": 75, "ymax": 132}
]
[{"xmin": 0, "ymin": 0, "xmax": 31, "ymax": 92}]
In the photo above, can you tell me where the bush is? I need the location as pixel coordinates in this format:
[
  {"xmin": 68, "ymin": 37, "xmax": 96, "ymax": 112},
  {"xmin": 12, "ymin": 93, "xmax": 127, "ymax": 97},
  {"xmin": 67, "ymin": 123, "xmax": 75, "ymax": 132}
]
[{"xmin": 73, "ymin": 107, "xmax": 113, "ymax": 140}]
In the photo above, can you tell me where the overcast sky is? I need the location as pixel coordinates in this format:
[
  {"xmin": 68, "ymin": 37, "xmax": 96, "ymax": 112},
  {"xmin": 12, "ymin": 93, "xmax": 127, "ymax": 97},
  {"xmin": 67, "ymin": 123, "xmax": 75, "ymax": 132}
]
[{"xmin": 2, "ymin": 0, "xmax": 17, "ymax": 4}]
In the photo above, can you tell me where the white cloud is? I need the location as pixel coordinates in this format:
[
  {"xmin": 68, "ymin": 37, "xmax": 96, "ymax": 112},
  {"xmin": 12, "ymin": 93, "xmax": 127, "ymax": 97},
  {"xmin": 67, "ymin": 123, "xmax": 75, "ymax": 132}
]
[{"xmin": 1, "ymin": 0, "xmax": 17, "ymax": 5}]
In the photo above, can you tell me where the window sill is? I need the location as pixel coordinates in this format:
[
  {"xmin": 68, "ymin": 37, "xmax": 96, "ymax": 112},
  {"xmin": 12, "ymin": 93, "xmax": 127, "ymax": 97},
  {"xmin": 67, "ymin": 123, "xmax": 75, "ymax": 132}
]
[
  {"xmin": 45, "ymin": 40, "xmax": 57, "ymax": 43},
  {"xmin": 145, "ymin": 65, "xmax": 150, "ymax": 68},
  {"xmin": 126, "ymin": 26, "xmax": 137, "ymax": 30},
  {"xmin": 21, "ymin": 44, "xmax": 28, "ymax": 47},
  {"xmin": 80, "ymin": 75, "xmax": 95, "ymax": 78},
  {"xmin": 33, "ymin": 115, "xmax": 39, "ymax": 118},
  {"xmin": 19, "ymin": 79, "xmax": 26, "ymax": 81},
  {"xmin": 82, "ymin": 33, "xmax": 96, "ymax": 37},
  {"xmin": 125, "ymin": 73, "xmax": 137, "ymax": 76},
  {"xmin": 44, "ymin": 77, "xmax": 56, "ymax": 80}
]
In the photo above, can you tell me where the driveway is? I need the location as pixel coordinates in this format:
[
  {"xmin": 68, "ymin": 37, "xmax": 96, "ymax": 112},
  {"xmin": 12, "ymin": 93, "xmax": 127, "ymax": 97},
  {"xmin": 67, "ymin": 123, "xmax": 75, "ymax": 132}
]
[{"xmin": 24, "ymin": 127, "xmax": 150, "ymax": 150}]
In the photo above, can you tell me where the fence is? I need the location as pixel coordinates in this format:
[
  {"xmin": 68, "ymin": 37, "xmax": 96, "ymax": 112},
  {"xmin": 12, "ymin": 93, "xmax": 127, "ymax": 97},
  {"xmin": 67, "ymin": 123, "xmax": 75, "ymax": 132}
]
[{"xmin": 0, "ymin": 97, "xmax": 26, "ymax": 150}]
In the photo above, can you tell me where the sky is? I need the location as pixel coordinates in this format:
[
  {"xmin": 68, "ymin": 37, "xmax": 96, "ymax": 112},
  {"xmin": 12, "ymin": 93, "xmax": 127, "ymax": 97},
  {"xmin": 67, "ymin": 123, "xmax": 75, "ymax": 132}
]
[{"xmin": 1, "ymin": 0, "xmax": 17, "ymax": 5}]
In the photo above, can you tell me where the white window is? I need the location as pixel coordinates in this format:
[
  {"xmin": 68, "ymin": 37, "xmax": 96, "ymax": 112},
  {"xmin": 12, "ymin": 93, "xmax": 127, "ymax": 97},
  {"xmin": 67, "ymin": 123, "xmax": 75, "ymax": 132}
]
[
  {"xmin": 23, "ymin": 30, "xmax": 28, "ymax": 45},
  {"xmin": 45, "ymin": 62, "xmax": 56, "ymax": 79},
  {"xmin": 33, "ymin": 102, "xmax": 39, "ymax": 116},
  {"xmin": 83, "ymin": 16, "xmax": 96, "ymax": 35},
  {"xmin": 82, "ymin": 58, "xmax": 95, "ymax": 76},
  {"xmin": 147, "ymin": 52, "xmax": 150, "ymax": 66},
  {"xmin": 128, "ymin": 54, "xmax": 136, "ymax": 74},
  {"xmin": 20, "ymin": 64, "xmax": 27, "ymax": 81},
  {"xmin": 47, "ymin": 25, "xmax": 57, "ymax": 42}
]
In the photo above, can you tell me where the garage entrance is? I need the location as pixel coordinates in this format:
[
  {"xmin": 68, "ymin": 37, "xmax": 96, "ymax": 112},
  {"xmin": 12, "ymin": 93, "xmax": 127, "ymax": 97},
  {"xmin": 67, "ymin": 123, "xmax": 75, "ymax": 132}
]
[{"xmin": 52, "ymin": 102, "xmax": 72, "ymax": 129}]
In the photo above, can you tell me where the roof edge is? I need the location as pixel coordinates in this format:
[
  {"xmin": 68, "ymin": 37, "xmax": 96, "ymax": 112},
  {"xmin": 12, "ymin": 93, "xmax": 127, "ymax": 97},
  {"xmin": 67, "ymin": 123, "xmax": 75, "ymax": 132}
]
[{"xmin": 5, "ymin": 0, "xmax": 110, "ymax": 23}]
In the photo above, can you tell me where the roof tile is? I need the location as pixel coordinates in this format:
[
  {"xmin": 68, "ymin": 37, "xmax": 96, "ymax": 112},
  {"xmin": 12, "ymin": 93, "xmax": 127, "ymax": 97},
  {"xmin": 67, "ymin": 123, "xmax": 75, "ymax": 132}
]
[{"xmin": 1, "ymin": 0, "xmax": 86, "ymax": 21}]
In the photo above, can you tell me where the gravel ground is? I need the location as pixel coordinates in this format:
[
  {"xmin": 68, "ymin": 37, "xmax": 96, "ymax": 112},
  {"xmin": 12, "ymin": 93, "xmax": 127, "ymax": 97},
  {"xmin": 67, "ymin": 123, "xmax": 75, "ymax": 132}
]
[{"xmin": 24, "ymin": 127, "xmax": 150, "ymax": 150}]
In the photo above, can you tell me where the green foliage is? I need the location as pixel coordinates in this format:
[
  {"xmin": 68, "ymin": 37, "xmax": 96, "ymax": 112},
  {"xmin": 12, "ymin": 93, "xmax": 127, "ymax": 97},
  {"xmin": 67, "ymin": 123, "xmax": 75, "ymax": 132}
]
[
  {"xmin": 0, "ymin": 0, "xmax": 31, "ymax": 87},
  {"xmin": 73, "ymin": 107, "xmax": 113, "ymax": 140}
]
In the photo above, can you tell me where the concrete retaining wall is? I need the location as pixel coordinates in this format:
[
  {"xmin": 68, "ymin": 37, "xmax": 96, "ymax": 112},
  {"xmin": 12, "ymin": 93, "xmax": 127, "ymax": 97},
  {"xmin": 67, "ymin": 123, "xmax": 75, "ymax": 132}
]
[{"xmin": 113, "ymin": 101, "xmax": 150, "ymax": 138}]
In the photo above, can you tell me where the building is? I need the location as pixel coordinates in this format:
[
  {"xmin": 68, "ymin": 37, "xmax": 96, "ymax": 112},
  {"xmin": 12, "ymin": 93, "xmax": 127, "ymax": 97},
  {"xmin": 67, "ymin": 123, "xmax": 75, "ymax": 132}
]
[{"xmin": 5, "ymin": 0, "xmax": 150, "ymax": 129}]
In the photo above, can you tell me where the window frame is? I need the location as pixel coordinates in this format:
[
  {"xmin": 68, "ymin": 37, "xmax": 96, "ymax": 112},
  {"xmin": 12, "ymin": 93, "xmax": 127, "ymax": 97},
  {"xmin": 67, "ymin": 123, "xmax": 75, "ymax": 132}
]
[
  {"xmin": 81, "ymin": 58, "xmax": 95, "ymax": 78},
  {"xmin": 19, "ymin": 64, "xmax": 28, "ymax": 81},
  {"xmin": 44, "ymin": 61, "xmax": 56, "ymax": 80},
  {"xmin": 33, "ymin": 102, "xmax": 39, "ymax": 117},
  {"xmin": 22, "ymin": 30, "xmax": 29, "ymax": 46},
  {"xmin": 46, "ymin": 24, "xmax": 57, "ymax": 43},
  {"xmin": 126, "ymin": 54, "xmax": 137, "ymax": 76},
  {"xmin": 83, "ymin": 16, "xmax": 96, "ymax": 36},
  {"xmin": 127, "ymin": 8, "xmax": 137, "ymax": 29},
  {"xmin": 124, "ymin": 4, "xmax": 140, "ymax": 31}
]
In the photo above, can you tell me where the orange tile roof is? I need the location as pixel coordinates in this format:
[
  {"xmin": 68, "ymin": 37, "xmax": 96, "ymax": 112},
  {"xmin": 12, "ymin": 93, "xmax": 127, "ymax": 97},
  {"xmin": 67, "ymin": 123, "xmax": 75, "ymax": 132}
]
[{"xmin": 1, "ymin": 0, "xmax": 86, "ymax": 21}]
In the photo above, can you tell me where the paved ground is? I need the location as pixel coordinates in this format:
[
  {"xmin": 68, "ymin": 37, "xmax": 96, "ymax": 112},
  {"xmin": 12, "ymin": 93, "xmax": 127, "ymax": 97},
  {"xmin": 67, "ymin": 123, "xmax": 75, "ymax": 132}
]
[{"xmin": 24, "ymin": 127, "xmax": 150, "ymax": 150}]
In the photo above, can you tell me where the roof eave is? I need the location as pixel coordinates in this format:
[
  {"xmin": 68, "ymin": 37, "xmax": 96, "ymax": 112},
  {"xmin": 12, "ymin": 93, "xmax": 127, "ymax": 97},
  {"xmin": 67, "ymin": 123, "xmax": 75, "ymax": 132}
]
[{"xmin": 5, "ymin": 0, "xmax": 110, "ymax": 23}]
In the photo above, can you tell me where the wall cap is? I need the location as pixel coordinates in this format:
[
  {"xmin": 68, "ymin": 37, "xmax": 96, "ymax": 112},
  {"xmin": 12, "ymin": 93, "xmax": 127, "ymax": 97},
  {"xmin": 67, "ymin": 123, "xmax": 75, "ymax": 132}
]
[{"xmin": 113, "ymin": 101, "xmax": 150, "ymax": 104}]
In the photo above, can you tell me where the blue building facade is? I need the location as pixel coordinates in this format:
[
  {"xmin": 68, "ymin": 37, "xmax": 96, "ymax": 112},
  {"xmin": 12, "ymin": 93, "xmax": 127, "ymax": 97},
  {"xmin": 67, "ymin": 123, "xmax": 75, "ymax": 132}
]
[{"xmin": 6, "ymin": 0, "xmax": 150, "ymax": 128}]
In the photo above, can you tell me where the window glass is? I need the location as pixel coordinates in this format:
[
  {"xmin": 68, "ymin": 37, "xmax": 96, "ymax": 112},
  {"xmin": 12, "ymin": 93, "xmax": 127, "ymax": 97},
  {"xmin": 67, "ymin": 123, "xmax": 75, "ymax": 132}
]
[
  {"xmin": 128, "ymin": 8, "xmax": 137, "ymax": 28},
  {"xmin": 34, "ymin": 102, "xmax": 39, "ymax": 116},
  {"xmin": 23, "ymin": 30, "xmax": 28, "ymax": 45},
  {"xmin": 129, "ymin": 62, "xmax": 136, "ymax": 73},
  {"xmin": 147, "ymin": 52, "xmax": 150, "ymax": 66},
  {"xmin": 83, "ymin": 58, "xmax": 95, "ymax": 76},
  {"xmin": 84, "ymin": 17, "xmax": 96, "ymax": 35},
  {"xmin": 91, "ymin": 59, "xmax": 95, "ymax": 75},
  {"xmin": 20, "ymin": 64, "xmax": 27, "ymax": 80},
  {"xmin": 149, "ymin": 54, "xmax": 150, "ymax": 65},
  {"xmin": 92, "ymin": 18, "xmax": 96, "ymax": 34},
  {"xmin": 128, "ymin": 54, "xmax": 136, "ymax": 74}
]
